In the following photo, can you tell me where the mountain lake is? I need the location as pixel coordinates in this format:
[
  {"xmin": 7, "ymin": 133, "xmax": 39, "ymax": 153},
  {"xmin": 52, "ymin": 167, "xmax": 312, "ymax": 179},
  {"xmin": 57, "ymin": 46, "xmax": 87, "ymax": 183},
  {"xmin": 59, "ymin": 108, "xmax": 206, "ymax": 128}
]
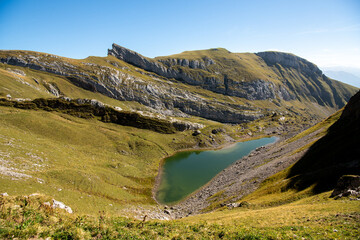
[{"xmin": 156, "ymin": 136, "xmax": 277, "ymax": 204}]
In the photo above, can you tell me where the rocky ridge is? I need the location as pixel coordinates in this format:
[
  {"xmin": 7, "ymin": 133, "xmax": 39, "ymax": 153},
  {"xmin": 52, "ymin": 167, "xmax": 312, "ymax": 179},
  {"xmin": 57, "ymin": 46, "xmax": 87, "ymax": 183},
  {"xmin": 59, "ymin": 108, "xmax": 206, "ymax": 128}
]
[
  {"xmin": 1, "ymin": 45, "xmax": 358, "ymax": 124},
  {"xmin": 108, "ymin": 44, "xmax": 356, "ymax": 108},
  {"xmin": 0, "ymin": 51, "xmax": 263, "ymax": 123},
  {"xmin": 109, "ymin": 44, "xmax": 294, "ymax": 101}
]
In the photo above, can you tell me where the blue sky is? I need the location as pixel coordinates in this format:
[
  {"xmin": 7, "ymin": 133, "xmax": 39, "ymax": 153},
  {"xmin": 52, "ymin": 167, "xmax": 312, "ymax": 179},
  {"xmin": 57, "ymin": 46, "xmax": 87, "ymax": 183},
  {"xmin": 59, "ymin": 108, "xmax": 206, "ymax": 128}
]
[{"xmin": 0, "ymin": 0, "xmax": 359, "ymax": 68}]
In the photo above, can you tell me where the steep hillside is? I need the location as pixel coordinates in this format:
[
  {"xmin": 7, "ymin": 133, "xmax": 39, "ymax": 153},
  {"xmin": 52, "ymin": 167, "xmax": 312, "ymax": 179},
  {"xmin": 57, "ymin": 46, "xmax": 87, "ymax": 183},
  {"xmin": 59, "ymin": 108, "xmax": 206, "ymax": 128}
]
[{"xmin": 287, "ymin": 90, "xmax": 360, "ymax": 193}]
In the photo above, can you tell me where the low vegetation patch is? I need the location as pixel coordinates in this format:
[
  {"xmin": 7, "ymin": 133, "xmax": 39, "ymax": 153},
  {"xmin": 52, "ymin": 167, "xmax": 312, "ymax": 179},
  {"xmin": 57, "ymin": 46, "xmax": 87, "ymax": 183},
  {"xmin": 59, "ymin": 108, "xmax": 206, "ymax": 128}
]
[{"xmin": 1, "ymin": 193, "xmax": 359, "ymax": 239}]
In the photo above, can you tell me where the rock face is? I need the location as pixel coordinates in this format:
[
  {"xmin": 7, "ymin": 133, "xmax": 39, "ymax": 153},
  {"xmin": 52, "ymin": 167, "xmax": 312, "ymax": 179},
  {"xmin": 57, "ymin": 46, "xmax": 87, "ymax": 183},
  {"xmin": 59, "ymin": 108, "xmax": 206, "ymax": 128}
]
[
  {"xmin": 109, "ymin": 44, "xmax": 357, "ymax": 109},
  {"xmin": 256, "ymin": 51, "xmax": 353, "ymax": 108},
  {"xmin": 256, "ymin": 51, "xmax": 322, "ymax": 76},
  {"xmin": 108, "ymin": 44, "xmax": 295, "ymax": 101}
]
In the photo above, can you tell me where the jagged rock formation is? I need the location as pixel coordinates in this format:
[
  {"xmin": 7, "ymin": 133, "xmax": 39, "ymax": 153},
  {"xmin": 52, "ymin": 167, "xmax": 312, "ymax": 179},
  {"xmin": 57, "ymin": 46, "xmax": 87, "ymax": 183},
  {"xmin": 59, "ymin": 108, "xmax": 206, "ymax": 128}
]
[
  {"xmin": 109, "ymin": 44, "xmax": 294, "ymax": 101},
  {"xmin": 1, "ymin": 45, "xmax": 358, "ymax": 124}
]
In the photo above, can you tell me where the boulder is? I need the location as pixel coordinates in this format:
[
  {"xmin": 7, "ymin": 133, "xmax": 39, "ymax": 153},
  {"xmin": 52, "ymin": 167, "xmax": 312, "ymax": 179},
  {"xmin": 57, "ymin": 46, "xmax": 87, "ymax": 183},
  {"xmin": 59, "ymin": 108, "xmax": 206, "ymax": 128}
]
[
  {"xmin": 192, "ymin": 130, "xmax": 201, "ymax": 136},
  {"xmin": 51, "ymin": 199, "xmax": 73, "ymax": 213},
  {"xmin": 211, "ymin": 128, "xmax": 225, "ymax": 134}
]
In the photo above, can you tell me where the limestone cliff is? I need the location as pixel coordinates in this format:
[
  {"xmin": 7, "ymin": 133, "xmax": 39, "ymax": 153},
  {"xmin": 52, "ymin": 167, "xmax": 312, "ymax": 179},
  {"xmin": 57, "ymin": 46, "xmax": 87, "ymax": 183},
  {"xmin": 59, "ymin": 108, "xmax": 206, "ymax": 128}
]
[{"xmin": 0, "ymin": 45, "xmax": 358, "ymax": 124}]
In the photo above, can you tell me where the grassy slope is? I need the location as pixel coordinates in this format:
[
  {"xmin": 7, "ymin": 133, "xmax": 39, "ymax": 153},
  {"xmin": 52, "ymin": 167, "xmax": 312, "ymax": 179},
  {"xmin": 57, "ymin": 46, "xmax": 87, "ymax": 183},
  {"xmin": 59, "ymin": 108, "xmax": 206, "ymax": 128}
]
[
  {"xmin": 0, "ymin": 105, "xmax": 200, "ymax": 214},
  {"xmin": 0, "ymin": 60, "xmax": 147, "ymax": 112},
  {"xmin": 1, "ymin": 49, "xmax": 354, "ymax": 122},
  {"xmin": 1, "ymin": 49, "xmax": 359, "ymax": 238},
  {"xmin": 157, "ymin": 48, "xmax": 281, "ymax": 84},
  {"xmin": 0, "ymin": 104, "xmax": 268, "ymax": 215},
  {"xmin": 1, "ymin": 192, "xmax": 359, "ymax": 239},
  {"xmin": 1, "ymin": 58, "xmax": 300, "ymax": 215}
]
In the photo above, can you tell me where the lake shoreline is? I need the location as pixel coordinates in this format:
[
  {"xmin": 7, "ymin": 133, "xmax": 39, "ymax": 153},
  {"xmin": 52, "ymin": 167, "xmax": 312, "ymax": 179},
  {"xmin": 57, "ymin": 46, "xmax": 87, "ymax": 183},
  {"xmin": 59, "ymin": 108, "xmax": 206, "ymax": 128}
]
[{"xmin": 152, "ymin": 134, "xmax": 280, "ymax": 206}]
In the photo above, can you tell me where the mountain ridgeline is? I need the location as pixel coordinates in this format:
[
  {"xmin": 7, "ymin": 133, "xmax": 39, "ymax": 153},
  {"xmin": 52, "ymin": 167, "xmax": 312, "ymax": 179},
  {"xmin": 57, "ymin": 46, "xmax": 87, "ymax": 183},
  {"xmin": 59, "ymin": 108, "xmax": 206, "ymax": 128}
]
[
  {"xmin": 0, "ymin": 44, "xmax": 358, "ymax": 124},
  {"xmin": 109, "ymin": 44, "xmax": 356, "ymax": 108}
]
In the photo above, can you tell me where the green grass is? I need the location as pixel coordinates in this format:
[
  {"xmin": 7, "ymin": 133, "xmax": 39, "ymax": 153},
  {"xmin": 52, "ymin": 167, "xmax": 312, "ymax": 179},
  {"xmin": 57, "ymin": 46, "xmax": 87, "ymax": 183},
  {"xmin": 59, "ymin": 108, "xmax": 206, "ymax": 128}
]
[
  {"xmin": 0, "ymin": 104, "xmax": 274, "ymax": 214},
  {"xmin": 1, "ymin": 48, "xmax": 359, "ymax": 239},
  {"xmin": 0, "ymin": 98, "xmax": 179, "ymax": 134},
  {"xmin": 0, "ymin": 106, "xmax": 200, "ymax": 214},
  {"xmin": 182, "ymin": 192, "xmax": 360, "ymax": 239},
  {"xmin": 1, "ymin": 193, "xmax": 359, "ymax": 239}
]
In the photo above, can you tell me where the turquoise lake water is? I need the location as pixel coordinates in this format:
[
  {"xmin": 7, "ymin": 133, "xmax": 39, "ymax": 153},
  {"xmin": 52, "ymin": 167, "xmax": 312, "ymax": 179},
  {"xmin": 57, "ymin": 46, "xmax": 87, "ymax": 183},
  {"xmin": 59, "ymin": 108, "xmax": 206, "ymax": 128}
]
[{"xmin": 156, "ymin": 137, "xmax": 277, "ymax": 204}]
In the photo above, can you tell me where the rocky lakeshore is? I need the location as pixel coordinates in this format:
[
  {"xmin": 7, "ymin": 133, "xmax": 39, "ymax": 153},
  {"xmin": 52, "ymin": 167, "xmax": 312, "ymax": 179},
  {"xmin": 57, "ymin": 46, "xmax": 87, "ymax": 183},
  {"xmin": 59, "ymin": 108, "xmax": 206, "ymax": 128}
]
[{"xmin": 139, "ymin": 124, "xmax": 327, "ymax": 220}]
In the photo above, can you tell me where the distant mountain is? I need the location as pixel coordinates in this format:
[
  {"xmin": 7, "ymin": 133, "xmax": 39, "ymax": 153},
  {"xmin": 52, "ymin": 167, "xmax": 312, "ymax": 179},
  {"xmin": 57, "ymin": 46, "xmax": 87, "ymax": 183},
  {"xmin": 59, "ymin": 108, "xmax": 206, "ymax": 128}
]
[{"xmin": 323, "ymin": 70, "xmax": 360, "ymax": 88}]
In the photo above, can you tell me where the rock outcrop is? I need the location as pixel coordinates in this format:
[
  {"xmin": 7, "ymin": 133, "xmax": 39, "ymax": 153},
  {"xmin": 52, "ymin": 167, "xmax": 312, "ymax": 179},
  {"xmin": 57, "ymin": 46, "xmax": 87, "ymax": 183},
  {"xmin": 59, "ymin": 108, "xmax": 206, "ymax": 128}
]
[{"xmin": 330, "ymin": 175, "xmax": 360, "ymax": 198}]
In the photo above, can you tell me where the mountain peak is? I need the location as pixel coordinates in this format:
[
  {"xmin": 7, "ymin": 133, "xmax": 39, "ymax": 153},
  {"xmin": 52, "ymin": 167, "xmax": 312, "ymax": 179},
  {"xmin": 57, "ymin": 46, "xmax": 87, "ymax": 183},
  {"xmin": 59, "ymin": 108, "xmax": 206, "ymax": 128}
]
[{"xmin": 256, "ymin": 51, "xmax": 322, "ymax": 75}]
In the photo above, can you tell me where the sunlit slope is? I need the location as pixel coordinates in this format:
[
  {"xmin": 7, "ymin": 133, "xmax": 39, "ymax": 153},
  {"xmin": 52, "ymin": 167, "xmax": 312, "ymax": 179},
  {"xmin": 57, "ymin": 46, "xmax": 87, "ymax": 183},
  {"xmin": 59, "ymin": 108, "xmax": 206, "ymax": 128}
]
[
  {"xmin": 1, "ymin": 192, "xmax": 359, "ymax": 239},
  {"xmin": 0, "ymin": 105, "xmax": 201, "ymax": 214}
]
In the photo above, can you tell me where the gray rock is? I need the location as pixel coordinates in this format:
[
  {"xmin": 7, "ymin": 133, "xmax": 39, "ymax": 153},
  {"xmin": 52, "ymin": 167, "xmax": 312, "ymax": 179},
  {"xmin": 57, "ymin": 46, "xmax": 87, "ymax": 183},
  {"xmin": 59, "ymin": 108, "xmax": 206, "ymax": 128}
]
[
  {"xmin": 51, "ymin": 199, "xmax": 73, "ymax": 214},
  {"xmin": 211, "ymin": 128, "xmax": 225, "ymax": 134}
]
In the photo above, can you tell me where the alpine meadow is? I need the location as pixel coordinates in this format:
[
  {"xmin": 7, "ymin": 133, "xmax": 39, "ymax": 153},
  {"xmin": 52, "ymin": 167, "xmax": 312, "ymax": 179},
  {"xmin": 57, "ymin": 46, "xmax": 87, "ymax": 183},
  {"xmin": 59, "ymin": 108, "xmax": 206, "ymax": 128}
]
[{"xmin": 1, "ymin": 1, "xmax": 360, "ymax": 239}]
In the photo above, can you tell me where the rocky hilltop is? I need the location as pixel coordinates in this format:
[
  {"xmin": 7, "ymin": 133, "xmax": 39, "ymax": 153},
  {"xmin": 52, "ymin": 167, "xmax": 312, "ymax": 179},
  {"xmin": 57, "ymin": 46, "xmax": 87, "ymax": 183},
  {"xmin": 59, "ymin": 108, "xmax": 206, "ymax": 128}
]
[{"xmin": 1, "ymin": 45, "xmax": 358, "ymax": 124}]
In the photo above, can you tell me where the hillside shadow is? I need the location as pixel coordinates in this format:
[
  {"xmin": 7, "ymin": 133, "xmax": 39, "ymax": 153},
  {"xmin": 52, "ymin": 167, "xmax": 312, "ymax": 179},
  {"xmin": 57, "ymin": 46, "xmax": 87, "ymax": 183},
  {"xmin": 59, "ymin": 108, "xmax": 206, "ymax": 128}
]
[{"xmin": 286, "ymin": 91, "xmax": 360, "ymax": 194}]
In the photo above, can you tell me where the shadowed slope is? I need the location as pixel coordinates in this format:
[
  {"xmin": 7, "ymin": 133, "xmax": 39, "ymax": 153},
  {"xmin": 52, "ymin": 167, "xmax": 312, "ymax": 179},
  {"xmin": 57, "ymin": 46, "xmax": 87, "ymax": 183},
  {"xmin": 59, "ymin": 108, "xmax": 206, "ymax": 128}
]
[{"xmin": 287, "ymin": 90, "xmax": 360, "ymax": 193}]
